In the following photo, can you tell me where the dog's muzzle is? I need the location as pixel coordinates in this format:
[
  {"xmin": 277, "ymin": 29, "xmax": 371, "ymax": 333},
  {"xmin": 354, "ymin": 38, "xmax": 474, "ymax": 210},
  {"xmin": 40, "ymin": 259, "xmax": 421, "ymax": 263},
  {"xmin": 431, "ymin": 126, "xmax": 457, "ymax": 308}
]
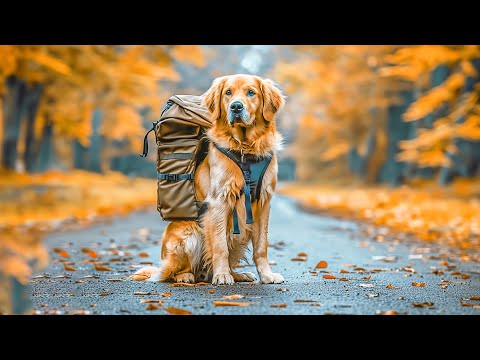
[{"xmin": 228, "ymin": 101, "xmax": 249, "ymax": 126}]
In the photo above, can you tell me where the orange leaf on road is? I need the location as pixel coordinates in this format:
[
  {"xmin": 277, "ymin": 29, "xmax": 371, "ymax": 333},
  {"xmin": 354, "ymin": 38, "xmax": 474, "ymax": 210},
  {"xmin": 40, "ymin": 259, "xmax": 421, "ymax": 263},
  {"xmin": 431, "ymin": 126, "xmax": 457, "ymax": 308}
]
[
  {"xmin": 94, "ymin": 264, "xmax": 112, "ymax": 271},
  {"xmin": 164, "ymin": 307, "xmax": 192, "ymax": 315},
  {"xmin": 271, "ymin": 303, "xmax": 287, "ymax": 308},
  {"xmin": 323, "ymin": 274, "xmax": 336, "ymax": 279},
  {"xmin": 412, "ymin": 282, "xmax": 426, "ymax": 287},
  {"xmin": 222, "ymin": 294, "xmax": 245, "ymax": 300},
  {"xmin": 291, "ymin": 257, "xmax": 307, "ymax": 261},
  {"xmin": 297, "ymin": 252, "xmax": 308, "ymax": 257},
  {"xmin": 146, "ymin": 303, "xmax": 160, "ymax": 310},
  {"xmin": 161, "ymin": 292, "xmax": 172, "ymax": 297},
  {"xmin": 63, "ymin": 264, "xmax": 77, "ymax": 271},
  {"xmin": 315, "ymin": 261, "xmax": 328, "ymax": 269},
  {"xmin": 138, "ymin": 253, "xmax": 149, "ymax": 257},
  {"xmin": 213, "ymin": 301, "xmax": 250, "ymax": 307},
  {"xmin": 339, "ymin": 269, "xmax": 350, "ymax": 274}
]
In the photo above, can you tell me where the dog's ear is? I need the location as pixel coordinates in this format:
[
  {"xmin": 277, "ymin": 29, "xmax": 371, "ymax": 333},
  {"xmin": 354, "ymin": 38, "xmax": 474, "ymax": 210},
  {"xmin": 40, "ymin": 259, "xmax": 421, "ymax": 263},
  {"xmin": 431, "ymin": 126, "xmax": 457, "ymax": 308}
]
[
  {"xmin": 202, "ymin": 76, "xmax": 226, "ymax": 121},
  {"xmin": 260, "ymin": 78, "xmax": 285, "ymax": 123}
]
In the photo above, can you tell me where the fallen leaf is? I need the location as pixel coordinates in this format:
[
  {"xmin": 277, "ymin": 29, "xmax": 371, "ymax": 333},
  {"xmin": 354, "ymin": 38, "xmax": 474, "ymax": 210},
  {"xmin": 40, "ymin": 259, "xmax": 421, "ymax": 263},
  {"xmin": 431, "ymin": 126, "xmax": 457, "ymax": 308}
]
[
  {"xmin": 59, "ymin": 250, "xmax": 70, "ymax": 258},
  {"xmin": 354, "ymin": 267, "xmax": 366, "ymax": 271},
  {"xmin": 90, "ymin": 304, "xmax": 97, "ymax": 307},
  {"xmin": 297, "ymin": 252, "xmax": 308, "ymax": 257},
  {"xmin": 461, "ymin": 274, "xmax": 471, "ymax": 279},
  {"xmin": 53, "ymin": 248, "xmax": 63, "ymax": 253},
  {"xmin": 323, "ymin": 274, "xmax": 336, "ymax": 279},
  {"xmin": 75, "ymin": 280, "xmax": 85, "ymax": 284},
  {"xmin": 161, "ymin": 292, "xmax": 172, "ymax": 297},
  {"xmin": 440, "ymin": 261, "xmax": 448, "ymax": 266},
  {"xmin": 140, "ymin": 261, "xmax": 153, "ymax": 265},
  {"xmin": 359, "ymin": 284, "xmax": 374, "ymax": 288},
  {"xmin": 99, "ymin": 293, "xmax": 109, "ymax": 296},
  {"xmin": 170, "ymin": 282, "xmax": 195, "ymax": 287},
  {"xmin": 439, "ymin": 284, "xmax": 448, "ymax": 289},
  {"xmin": 83, "ymin": 275, "xmax": 97, "ymax": 279},
  {"xmin": 339, "ymin": 277, "xmax": 349, "ymax": 281},
  {"xmin": 377, "ymin": 310, "xmax": 397, "ymax": 315},
  {"xmin": 432, "ymin": 270, "xmax": 444, "ymax": 275},
  {"xmin": 134, "ymin": 292, "xmax": 151, "ymax": 295},
  {"xmin": 164, "ymin": 307, "xmax": 192, "ymax": 315},
  {"xmin": 386, "ymin": 284, "xmax": 395, "ymax": 289},
  {"xmin": 277, "ymin": 288, "xmax": 289, "ymax": 292},
  {"xmin": 402, "ymin": 267, "xmax": 416, "ymax": 273},
  {"xmin": 469, "ymin": 296, "xmax": 480, "ymax": 301},
  {"xmin": 63, "ymin": 264, "xmax": 77, "ymax": 271},
  {"xmin": 222, "ymin": 294, "xmax": 245, "ymax": 300},
  {"xmin": 209, "ymin": 289, "xmax": 215, "ymax": 294},
  {"xmin": 408, "ymin": 254, "xmax": 423, "ymax": 260},
  {"xmin": 362, "ymin": 276, "xmax": 372, "ymax": 280},
  {"xmin": 32, "ymin": 275, "xmax": 49, "ymax": 279},
  {"xmin": 61, "ymin": 304, "xmax": 69, "ymax": 307},
  {"xmin": 291, "ymin": 257, "xmax": 307, "ymax": 262},
  {"xmin": 54, "ymin": 275, "xmax": 68, "ymax": 278},
  {"xmin": 138, "ymin": 253, "xmax": 149, "ymax": 257},
  {"xmin": 140, "ymin": 299, "xmax": 163, "ymax": 304},
  {"xmin": 357, "ymin": 241, "xmax": 368, "ymax": 247},
  {"xmin": 415, "ymin": 248, "xmax": 430, "ymax": 254},
  {"xmin": 367, "ymin": 293, "xmax": 379, "ymax": 298},
  {"xmin": 146, "ymin": 303, "xmax": 160, "ymax": 310},
  {"xmin": 294, "ymin": 299, "xmax": 321, "ymax": 303},
  {"xmin": 412, "ymin": 282, "xmax": 426, "ymax": 287},
  {"xmin": 271, "ymin": 303, "xmax": 287, "ymax": 308},
  {"xmin": 106, "ymin": 279, "xmax": 123, "ymax": 282},
  {"xmin": 451, "ymin": 272, "xmax": 461, "ymax": 276},
  {"xmin": 40, "ymin": 304, "xmax": 48, "ymax": 308},
  {"xmin": 339, "ymin": 269, "xmax": 350, "ymax": 274},
  {"xmin": 343, "ymin": 264, "xmax": 356, "ymax": 268},
  {"xmin": 195, "ymin": 282, "xmax": 209, "ymax": 286},
  {"xmin": 412, "ymin": 302, "xmax": 434, "ymax": 308},
  {"xmin": 315, "ymin": 261, "xmax": 328, "ymax": 269},
  {"xmin": 309, "ymin": 271, "xmax": 318, "ymax": 276},
  {"xmin": 213, "ymin": 301, "xmax": 250, "ymax": 307},
  {"xmin": 94, "ymin": 264, "xmax": 112, "ymax": 271},
  {"xmin": 86, "ymin": 250, "xmax": 99, "ymax": 258}
]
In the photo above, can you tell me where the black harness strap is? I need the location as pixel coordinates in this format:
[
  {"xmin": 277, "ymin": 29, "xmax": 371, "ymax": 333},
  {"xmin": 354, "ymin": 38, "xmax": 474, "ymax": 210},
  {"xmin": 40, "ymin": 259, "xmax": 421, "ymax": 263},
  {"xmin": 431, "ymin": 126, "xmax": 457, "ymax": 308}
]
[{"xmin": 213, "ymin": 143, "xmax": 272, "ymax": 234}]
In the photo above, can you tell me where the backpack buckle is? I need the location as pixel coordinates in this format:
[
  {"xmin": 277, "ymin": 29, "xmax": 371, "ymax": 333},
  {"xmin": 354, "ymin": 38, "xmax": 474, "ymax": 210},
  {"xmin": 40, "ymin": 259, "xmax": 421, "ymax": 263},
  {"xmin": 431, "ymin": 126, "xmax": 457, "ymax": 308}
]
[{"xmin": 166, "ymin": 174, "xmax": 178, "ymax": 181}]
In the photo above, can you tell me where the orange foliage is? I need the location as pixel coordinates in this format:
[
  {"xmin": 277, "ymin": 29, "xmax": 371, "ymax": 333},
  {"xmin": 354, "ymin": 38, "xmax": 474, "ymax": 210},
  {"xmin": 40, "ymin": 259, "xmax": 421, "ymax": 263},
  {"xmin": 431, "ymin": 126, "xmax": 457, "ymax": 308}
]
[
  {"xmin": 279, "ymin": 179, "xmax": 480, "ymax": 253},
  {"xmin": 382, "ymin": 45, "xmax": 480, "ymax": 168},
  {"xmin": 0, "ymin": 170, "xmax": 157, "ymax": 282}
]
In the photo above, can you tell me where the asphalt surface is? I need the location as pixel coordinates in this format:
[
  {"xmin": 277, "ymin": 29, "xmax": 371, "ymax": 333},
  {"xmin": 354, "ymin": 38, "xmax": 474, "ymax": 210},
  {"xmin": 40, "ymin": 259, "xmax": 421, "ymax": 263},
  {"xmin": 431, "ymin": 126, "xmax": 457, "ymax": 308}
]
[{"xmin": 31, "ymin": 195, "xmax": 480, "ymax": 315}]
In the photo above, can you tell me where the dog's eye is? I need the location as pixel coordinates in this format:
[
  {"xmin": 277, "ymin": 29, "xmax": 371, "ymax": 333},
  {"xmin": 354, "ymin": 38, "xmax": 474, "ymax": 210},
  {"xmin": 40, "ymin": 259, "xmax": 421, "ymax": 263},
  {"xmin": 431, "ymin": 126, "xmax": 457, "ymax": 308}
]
[
  {"xmin": 225, "ymin": 89, "xmax": 232, "ymax": 96},
  {"xmin": 247, "ymin": 89, "xmax": 255, "ymax": 97}
]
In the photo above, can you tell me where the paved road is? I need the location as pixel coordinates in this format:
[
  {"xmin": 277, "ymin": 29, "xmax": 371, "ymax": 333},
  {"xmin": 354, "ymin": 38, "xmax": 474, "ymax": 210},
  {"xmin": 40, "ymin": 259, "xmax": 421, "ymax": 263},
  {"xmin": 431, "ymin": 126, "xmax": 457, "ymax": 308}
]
[{"xmin": 31, "ymin": 195, "xmax": 480, "ymax": 315}]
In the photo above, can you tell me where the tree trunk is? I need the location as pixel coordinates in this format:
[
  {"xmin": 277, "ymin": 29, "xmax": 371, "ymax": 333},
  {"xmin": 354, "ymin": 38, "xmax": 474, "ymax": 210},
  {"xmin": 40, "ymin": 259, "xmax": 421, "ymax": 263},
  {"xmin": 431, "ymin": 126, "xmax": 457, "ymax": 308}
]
[
  {"xmin": 88, "ymin": 109, "xmax": 102, "ymax": 173},
  {"xmin": 379, "ymin": 89, "xmax": 415, "ymax": 186},
  {"xmin": 1, "ymin": 76, "xmax": 26, "ymax": 170},
  {"xmin": 35, "ymin": 119, "xmax": 55, "ymax": 172},
  {"xmin": 23, "ymin": 84, "xmax": 43, "ymax": 173},
  {"xmin": 73, "ymin": 140, "xmax": 89, "ymax": 170}
]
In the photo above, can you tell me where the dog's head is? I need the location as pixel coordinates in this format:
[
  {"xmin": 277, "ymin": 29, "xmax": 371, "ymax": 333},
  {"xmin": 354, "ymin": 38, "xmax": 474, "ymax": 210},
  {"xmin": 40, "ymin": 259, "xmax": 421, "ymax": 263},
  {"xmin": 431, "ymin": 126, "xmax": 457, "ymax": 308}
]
[{"xmin": 202, "ymin": 74, "xmax": 285, "ymax": 128}]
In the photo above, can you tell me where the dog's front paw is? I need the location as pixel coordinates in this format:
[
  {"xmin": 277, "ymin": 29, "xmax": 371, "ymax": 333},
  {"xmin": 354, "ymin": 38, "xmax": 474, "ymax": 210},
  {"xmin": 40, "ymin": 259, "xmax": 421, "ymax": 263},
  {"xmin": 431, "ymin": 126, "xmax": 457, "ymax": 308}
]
[
  {"xmin": 130, "ymin": 266, "xmax": 161, "ymax": 282},
  {"xmin": 260, "ymin": 272, "xmax": 284, "ymax": 284},
  {"xmin": 212, "ymin": 273, "xmax": 235, "ymax": 285},
  {"xmin": 174, "ymin": 273, "xmax": 195, "ymax": 283},
  {"xmin": 232, "ymin": 271, "xmax": 257, "ymax": 282}
]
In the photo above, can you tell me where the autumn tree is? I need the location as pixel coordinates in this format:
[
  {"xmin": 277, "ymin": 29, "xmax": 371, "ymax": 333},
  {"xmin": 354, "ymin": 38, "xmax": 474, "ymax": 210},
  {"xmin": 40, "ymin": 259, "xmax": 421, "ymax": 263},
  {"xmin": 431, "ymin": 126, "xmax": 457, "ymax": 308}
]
[
  {"xmin": 274, "ymin": 45, "xmax": 404, "ymax": 183},
  {"xmin": 0, "ymin": 45, "xmax": 208, "ymax": 174},
  {"xmin": 381, "ymin": 45, "xmax": 480, "ymax": 183}
]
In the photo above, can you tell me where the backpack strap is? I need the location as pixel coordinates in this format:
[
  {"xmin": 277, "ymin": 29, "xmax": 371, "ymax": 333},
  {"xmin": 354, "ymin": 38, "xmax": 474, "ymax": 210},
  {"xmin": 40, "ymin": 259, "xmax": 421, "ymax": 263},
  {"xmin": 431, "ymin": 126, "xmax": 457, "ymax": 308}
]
[
  {"xmin": 140, "ymin": 121, "xmax": 158, "ymax": 158},
  {"xmin": 213, "ymin": 143, "xmax": 272, "ymax": 234}
]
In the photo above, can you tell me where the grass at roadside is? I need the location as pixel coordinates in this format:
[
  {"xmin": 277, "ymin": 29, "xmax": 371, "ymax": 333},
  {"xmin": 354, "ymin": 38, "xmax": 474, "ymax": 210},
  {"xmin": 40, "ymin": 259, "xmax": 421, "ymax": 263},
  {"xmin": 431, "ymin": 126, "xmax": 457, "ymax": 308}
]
[{"xmin": 278, "ymin": 179, "xmax": 480, "ymax": 252}]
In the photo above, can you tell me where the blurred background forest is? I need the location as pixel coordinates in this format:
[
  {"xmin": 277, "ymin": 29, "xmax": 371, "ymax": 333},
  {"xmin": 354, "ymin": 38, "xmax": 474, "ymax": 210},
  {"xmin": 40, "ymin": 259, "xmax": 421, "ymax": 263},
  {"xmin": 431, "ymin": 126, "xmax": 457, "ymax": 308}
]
[{"xmin": 1, "ymin": 45, "xmax": 480, "ymax": 313}]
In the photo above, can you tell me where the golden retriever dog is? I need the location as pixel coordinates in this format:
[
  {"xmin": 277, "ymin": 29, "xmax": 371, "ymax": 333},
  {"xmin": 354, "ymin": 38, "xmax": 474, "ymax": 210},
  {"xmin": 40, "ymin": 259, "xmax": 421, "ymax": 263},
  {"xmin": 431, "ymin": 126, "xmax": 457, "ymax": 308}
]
[{"xmin": 132, "ymin": 74, "xmax": 285, "ymax": 285}]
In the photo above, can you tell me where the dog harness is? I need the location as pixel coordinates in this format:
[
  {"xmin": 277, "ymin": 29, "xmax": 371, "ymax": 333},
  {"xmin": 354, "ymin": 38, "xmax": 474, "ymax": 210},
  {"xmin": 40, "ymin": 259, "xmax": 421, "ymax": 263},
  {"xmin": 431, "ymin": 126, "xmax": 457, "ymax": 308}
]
[{"xmin": 213, "ymin": 143, "xmax": 272, "ymax": 234}]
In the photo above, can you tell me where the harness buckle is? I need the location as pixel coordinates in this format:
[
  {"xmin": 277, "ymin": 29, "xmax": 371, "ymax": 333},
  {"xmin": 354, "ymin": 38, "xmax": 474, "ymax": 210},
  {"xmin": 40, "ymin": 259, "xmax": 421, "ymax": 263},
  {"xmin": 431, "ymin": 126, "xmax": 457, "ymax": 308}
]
[{"xmin": 165, "ymin": 174, "xmax": 178, "ymax": 181}]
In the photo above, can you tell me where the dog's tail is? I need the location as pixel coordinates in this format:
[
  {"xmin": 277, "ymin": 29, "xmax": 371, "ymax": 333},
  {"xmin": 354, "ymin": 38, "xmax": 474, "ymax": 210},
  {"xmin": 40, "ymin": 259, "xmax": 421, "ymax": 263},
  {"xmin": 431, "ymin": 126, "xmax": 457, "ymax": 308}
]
[{"xmin": 130, "ymin": 263, "xmax": 171, "ymax": 282}]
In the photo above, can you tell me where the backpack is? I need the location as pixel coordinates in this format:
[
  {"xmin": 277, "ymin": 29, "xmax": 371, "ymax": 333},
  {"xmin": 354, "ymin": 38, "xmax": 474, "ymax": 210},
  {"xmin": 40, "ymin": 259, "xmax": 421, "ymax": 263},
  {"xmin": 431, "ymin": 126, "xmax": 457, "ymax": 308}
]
[
  {"xmin": 140, "ymin": 95, "xmax": 212, "ymax": 221},
  {"xmin": 140, "ymin": 94, "xmax": 273, "ymax": 234}
]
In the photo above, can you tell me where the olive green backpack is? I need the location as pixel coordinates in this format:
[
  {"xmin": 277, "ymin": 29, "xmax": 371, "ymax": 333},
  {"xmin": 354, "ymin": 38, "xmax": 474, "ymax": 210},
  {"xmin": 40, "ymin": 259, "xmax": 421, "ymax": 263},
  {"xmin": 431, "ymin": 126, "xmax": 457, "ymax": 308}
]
[{"xmin": 141, "ymin": 95, "xmax": 212, "ymax": 221}]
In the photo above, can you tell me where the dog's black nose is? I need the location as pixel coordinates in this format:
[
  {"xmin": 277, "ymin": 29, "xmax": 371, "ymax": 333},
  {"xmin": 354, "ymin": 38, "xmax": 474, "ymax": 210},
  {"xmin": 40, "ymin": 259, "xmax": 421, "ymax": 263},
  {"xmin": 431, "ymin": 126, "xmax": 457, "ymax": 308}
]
[{"xmin": 230, "ymin": 101, "xmax": 244, "ymax": 113}]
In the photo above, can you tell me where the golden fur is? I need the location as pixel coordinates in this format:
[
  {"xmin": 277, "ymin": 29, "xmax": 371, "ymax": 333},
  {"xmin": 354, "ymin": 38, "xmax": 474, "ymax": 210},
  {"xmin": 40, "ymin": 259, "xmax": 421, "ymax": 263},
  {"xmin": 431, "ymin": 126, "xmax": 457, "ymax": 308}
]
[{"xmin": 132, "ymin": 74, "xmax": 285, "ymax": 285}]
